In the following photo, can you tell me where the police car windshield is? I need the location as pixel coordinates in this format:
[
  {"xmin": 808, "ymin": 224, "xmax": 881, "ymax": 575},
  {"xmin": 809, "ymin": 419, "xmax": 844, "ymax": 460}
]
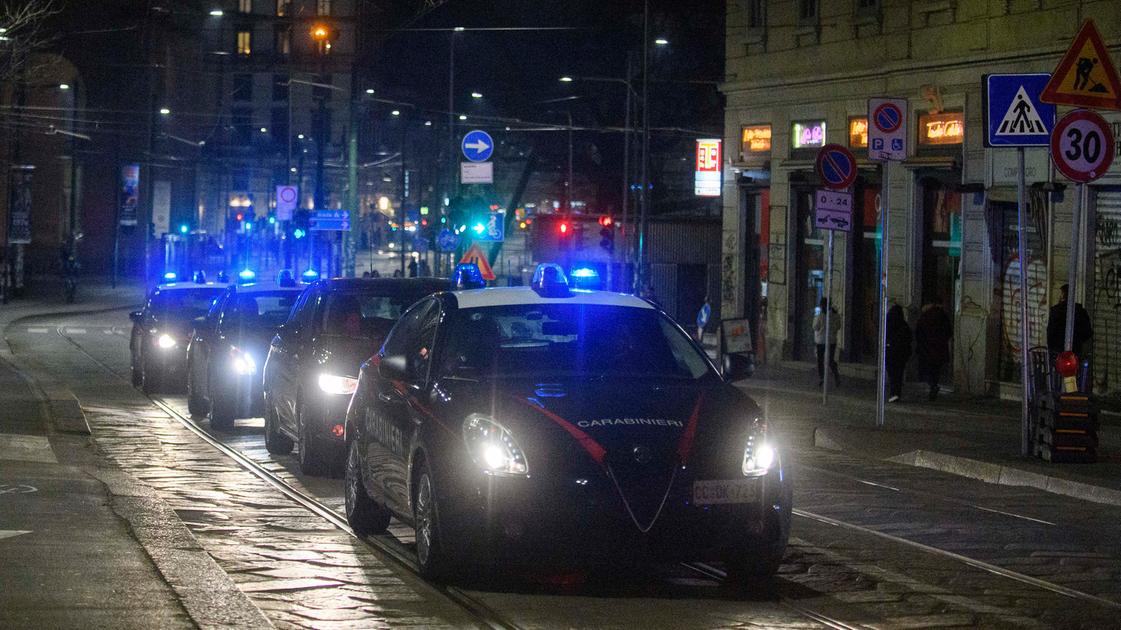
[
  {"xmin": 152, "ymin": 288, "xmax": 224, "ymax": 320},
  {"xmin": 445, "ymin": 304, "xmax": 713, "ymax": 380},
  {"xmin": 232, "ymin": 292, "xmax": 298, "ymax": 330},
  {"xmin": 320, "ymin": 291, "xmax": 420, "ymax": 339}
]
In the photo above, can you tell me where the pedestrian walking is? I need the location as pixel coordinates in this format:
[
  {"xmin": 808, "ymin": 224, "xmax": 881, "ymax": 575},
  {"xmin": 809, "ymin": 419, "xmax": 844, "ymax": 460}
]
[
  {"xmin": 1046, "ymin": 284, "xmax": 1093, "ymax": 357},
  {"xmin": 407, "ymin": 257, "xmax": 418, "ymax": 278},
  {"xmin": 914, "ymin": 300, "xmax": 952, "ymax": 400},
  {"xmin": 419, "ymin": 259, "xmax": 431, "ymax": 277},
  {"xmin": 885, "ymin": 304, "xmax": 911, "ymax": 402},
  {"xmin": 813, "ymin": 298, "xmax": 841, "ymax": 387}
]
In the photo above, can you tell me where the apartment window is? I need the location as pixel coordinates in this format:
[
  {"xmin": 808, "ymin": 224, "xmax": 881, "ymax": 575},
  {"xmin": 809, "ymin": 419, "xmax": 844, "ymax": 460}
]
[
  {"xmin": 239, "ymin": 0, "xmax": 252, "ymax": 13},
  {"xmin": 232, "ymin": 107, "xmax": 253, "ymax": 145},
  {"xmin": 856, "ymin": 0, "xmax": 879, "ymax": 10},
  {"xmin": 233, "ymin": 74, "xmax": 253, "ymax": 101},
  {"xmin": 746, "ymin": 0, "xmax": 765, "ymax": 28},
  {"xmin": 276, "ymin": 0, "xmax": 288, "ymax": 16},
  {"xmin": 275, "ymin": 26, "xmax": 290, "ymax": 56},
  {"xmin": 271, "ymin": 107, "xmax": 289, "ymax": 142},
  {"xmin": 273, "ymin": 75, "xmax": 288, "ymax": 101},
  {"xmin": 317, "ymin": 0, "xmax": 331, "ymax": 16},
  {"xmin": 236, "ymin": 30, "xmax": 252, "ymax": 56},
  {"xmin": 798, "ymin": 0, "xmax": 818, "ymax": 23}
]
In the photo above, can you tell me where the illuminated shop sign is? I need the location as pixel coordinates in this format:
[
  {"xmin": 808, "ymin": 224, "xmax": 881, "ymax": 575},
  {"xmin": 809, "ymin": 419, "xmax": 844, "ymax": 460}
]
[
  {"xmin": 919, "ymin": 111, "xmax": 964, "ymax": 145},
  {"xmin": 740, "ymin": 125, "xmax": 772, "ymax": 154},
  {"xmin": 792, "ymin": 120, "xmax": 826, "ymax": 149},
  {"xmin": 849, "ymin": 117, "xmax": 868, "ymax": 148},
  {"xmin": 694, "ymin": 138, "xmax": 722, "ymax": 197}
]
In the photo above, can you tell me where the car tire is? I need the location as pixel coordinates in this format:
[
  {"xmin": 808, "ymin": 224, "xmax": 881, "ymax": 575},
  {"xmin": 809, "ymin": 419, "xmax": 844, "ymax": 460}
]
[
  {"xmin": 297, "ymin": 401, "xmax": 328, "ymax": 476},
  {"xmin": 723, "ymin": 525, "xmax": 787, "ymax": 585},
  {"xmin": 187, "ymin": 367, "xmax": 209, "ymax": 417},
  {"xmin": 264, "ymin": 397, "xmax": 294, "ymax": 455},
  {"xmin": 141, "ymin": 358, "xmax": 162, "ymax": 395},
  {"xmin": 414, "ymin": 462, "xmax": 458, "ymax": 582},
  {"xmin": 345, "ymin": 441, "xmax": 391, "ymax": 536},
  {"xmin": 209, "ymin": 383, "xmax": 236, "ymax": 431}
]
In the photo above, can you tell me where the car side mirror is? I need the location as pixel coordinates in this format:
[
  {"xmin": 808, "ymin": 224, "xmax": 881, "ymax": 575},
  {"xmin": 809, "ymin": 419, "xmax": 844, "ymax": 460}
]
[
  {"xmin": 129, "ymin": 310, "xmax": 143, "ymax": 323},
  {"xmin": 722, "ymin": 353, "xmax": 754, "ymax": 382},
  {"xmin": 378, "ymin": 353, "xmax": 408, "ymax": 381}
]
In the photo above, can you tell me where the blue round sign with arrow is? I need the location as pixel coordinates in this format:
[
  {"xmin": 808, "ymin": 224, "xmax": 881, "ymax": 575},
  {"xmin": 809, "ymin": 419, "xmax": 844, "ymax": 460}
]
[{"xmin": 461, "ymin": 130, "xmax": 494, "ymax": 162}]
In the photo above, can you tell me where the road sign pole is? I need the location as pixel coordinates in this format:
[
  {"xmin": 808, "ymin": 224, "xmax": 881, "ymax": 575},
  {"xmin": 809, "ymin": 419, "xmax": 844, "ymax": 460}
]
[
  {"xmin": 876, "ymin": 162, "xmax": 890, "ymax": 428},
  {"xmin": 1016, "ymin": 147, "xmax": 1032, "ymax": 457},
  {"xmin": 1064, "ymin": 183, "xmax": 1084, "ymax": 354},
  {"xmin": 822, "ymin": 228, "xmax": 835, "ymax": 405}
]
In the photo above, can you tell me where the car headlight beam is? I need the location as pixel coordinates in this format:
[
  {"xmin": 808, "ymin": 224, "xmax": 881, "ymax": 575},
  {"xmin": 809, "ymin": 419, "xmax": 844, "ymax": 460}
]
[
  {"xmin": 463, "ymin": 414, "xmax": 529, "ymax": 477},
  {"xmin": 230, "ymin": 348, "xmax": 256, "ymax": 375},
  {"xmin": 318, "ymin": 373, "xmax": 358, "ymax": 395},
  {"xmin": 157, "ymin": 333, "xmax": 177, "ymax": 349},
  {"xmin": 741, "ymin": 417, "xmax": 776, "ymax": 477}
]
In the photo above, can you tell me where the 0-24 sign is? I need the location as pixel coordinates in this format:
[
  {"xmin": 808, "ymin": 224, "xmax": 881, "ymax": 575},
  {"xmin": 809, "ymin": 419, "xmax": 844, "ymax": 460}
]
[{"xmin": 1050, "ymin": 109, "xmax": 1115, "ymax": 183}]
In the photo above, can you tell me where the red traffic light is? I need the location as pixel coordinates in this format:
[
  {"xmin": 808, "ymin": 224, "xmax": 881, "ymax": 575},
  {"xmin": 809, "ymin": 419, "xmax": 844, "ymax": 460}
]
[
  {"xmin": 558, "ymin": 222, "xmax": 569, "ymax": 234},
  {"xmin": 598, "ymin": 216, "xmax": 614, "ymax": 227},
  {"xmin": 1055, "ymin": 351, "xmax": 1079, "ymax": 377},
  {"xmin": 235, "ymin": 213, "xmax": 244, "ymax": 221}
]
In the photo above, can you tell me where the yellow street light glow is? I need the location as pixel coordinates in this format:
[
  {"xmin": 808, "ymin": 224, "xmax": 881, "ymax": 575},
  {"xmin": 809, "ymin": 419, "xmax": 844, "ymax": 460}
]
[
  {"xmin": 311, "ymin": 24, "xmax": 330, "ymax": 41},
  {"xmin": 378, "ymin": 196, "xmax": 390, "ymax": 211}
]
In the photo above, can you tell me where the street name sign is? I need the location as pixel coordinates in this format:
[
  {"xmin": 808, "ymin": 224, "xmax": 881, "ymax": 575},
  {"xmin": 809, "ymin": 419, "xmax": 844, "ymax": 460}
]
[
  {"xmin": 461, "ymin": 129, "xmax": 494, "ymax": 162},
  {"xmin": 1040, "ymin": 19, "xmax": 1121, "ymax": 111},
  {"xmin": 815, "ymin": 143, "xmax": 857, "ymax": 190},
  {"xmin": 1050, "ymin": 109, "xmax": 1115, "ymax": 183},
  {"xmin": 984, "ymin": 74, "xmax": 1056, "ymax": 147},
  {"xmin": 814, "ymin": 189, "xmax": 853, "ymax": 232},
  {"xmin": 309, "ymin": 210, "xmax": 351, "ymax": 231},
  {"xmin": 867, "ymin": 97, "xmax": 908, "ymax": 161}
]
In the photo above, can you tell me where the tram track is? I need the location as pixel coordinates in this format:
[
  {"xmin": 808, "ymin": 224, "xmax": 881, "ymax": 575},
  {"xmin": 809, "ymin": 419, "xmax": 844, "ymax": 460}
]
[{"xmin": 42, "ymin": 314, "xmax": 1121, "ymax": 627}]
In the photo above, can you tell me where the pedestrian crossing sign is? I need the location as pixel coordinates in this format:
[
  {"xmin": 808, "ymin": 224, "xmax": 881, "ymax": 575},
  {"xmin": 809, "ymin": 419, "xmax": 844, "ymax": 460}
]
[
  {"xmin": 1040, "ymin": 19, "xmax": 1121, "ymax": 111},
  {"xmin": 983, "ymin": 73, "xmax": 1056, "ymax": 147}
]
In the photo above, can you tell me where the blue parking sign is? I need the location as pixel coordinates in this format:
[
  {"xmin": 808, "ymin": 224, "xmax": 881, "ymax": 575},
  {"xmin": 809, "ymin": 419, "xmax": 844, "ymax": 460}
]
[{"xmin": 984, "ymin": 74, "xmax": 1055, "ymax": 147}]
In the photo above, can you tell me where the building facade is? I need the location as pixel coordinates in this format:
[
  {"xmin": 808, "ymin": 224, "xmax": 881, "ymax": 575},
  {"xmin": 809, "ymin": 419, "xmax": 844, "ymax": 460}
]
[{"xmin": 721, "ymin": 1, "xmax": 1121, "ymax": 402}]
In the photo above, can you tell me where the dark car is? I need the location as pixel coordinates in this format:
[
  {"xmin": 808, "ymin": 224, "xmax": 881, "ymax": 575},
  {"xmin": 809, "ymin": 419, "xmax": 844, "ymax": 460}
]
[
  {"xmin": 130, "ymin": 282, "xmax": 227, "ymax": 394},
  {"xmin": 343, "ymin": 266, "xmax": 791, "ymax": 582},
  {"xmin": 262, "ymin": 277, "xmax": 450, "ymax": 476},
  {"xmin": 186, "ymin": 282, "xmax": 304, "ymax": 430}
]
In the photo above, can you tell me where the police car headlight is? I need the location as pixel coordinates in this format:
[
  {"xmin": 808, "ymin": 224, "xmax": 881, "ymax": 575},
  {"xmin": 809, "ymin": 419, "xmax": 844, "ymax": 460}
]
[
  {"xmin": 463, "ymin": 414, "xmax": 528, "ymax": 477},
  {"xmin": 318, "ymin": 373, "xmax": 358, "ymax": 395},
  {"xmin": 230, "ymin": 348, "xmax": 256, "ymax": 375},
  {"xmin": 741, "ymin": 417, "xmax": 776, "ymax": 477},
  {"xmin": 157, "ymin": 333, "xmax": 177, "ymax": 349}
]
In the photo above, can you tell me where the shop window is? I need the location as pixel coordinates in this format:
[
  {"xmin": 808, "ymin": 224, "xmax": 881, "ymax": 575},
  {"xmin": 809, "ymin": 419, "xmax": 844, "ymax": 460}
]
[
  {"xmin": 740, "ymin": 124, "xmax": 771, "ymax": 157},
  {"xmin": 791, "ymin": 120, "xmax": 826, "ymax": 150},
  {"xmin": 919, "ymin": 111, "xmax": 964, "ymax": 146},
  {"xmin": 849, "ymin": 117, "xmax": 868, "ymax": 148}
]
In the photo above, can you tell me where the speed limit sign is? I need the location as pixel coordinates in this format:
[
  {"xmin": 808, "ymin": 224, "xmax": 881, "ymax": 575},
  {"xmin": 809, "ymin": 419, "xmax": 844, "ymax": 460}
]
[{"xmin": 1050, "ymin": 109, "xmax": 1115, "ymax": 183}]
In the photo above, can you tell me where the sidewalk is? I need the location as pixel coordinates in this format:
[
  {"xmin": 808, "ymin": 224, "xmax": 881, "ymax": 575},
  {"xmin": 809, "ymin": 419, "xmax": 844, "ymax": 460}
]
[{"xmin": 743, "ymin": 360, "xmax": 1121, "ymax": 507}]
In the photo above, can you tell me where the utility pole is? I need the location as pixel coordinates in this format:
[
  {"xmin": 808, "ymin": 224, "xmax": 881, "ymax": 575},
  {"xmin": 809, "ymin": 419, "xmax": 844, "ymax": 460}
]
[
  {"xmin": 444, "ymin": 30, "xmax": 457, "ymax": 277},
  {"xmin": 620, "ymin": 53, "xmax": 633, "ymax": 291},
  {"xmin": 636, "ymin": 0, "xmax": 650, "ymax": 294},
  {"xmin": 343, "ymin": 2, "xmax": 362, "ymax": 278}
]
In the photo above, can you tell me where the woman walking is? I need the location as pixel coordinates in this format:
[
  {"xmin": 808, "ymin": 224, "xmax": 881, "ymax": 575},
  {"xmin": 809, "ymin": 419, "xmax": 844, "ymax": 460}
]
[
  {"xmin": 885, "ymin": 304, "xmax": 911, "ymax": 402},
  {"xmin": 914, "ymin": 300, "xmax": 953, "ymax": 400},
  {"xmin": 813, "ymin": 298, "xmax": 841, "ymax": 387}
]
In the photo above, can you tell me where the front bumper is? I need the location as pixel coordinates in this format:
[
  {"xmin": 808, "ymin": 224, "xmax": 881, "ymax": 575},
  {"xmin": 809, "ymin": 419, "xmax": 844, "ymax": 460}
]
[{"xmin": 302, "ymin": 392, "xmax": 351, "ymax": 443}]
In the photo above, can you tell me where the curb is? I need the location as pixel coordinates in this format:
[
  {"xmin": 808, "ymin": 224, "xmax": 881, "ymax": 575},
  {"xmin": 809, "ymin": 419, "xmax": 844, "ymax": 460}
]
[{"xmin": 813, "ymin": 426, "xmax": 1121, "ymax": 508}]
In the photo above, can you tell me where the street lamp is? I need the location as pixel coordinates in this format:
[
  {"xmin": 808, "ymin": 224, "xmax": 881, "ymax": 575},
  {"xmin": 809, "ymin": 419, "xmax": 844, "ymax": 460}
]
[
  {"xmin": 471, "ymin": 91, "xmax": 483, "ymax": 99},
  {"xmin": 209, "ymin": 8, "xmax": 223, "ymax": 16},
  {"xmin": 654, "ymin": 37, "xmax": 669, "ymax": 46},
  {"xmin": 159, "ymin": 107, "xmax": 171, "ymax": 115}
]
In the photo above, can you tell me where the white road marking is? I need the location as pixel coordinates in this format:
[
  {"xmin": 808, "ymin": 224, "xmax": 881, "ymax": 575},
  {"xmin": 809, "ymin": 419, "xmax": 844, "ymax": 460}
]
[
  {"xmin": 971, "ymin": 504, "xmax": 1056, "ymax": 526},
  {"xmin": 856, "ymin": 478, "xmax": 901, "ymax": 492},
  {"xmin": 0, "ymin": 433, "xmax": 57, "ymax": 464},
  {"xmin": 67, "ymin": 328, "xmax": 87, "ymax": 334},
  {"xmin": 103, "ymin": 329, "xmax": 115, "ymax": 335},
  {"xmin": 0, "ymin": 530, "xmax": 31, "ymax": 541},
  {"xmin": 26, "ymin": 328, "xmax": 48, "ymax": 334}
]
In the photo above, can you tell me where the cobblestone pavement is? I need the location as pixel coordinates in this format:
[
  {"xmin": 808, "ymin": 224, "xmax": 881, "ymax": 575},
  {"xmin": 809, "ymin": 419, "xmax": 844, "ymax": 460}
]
[{"xmin": 11, "ymin": 308, "xmax": 1121, "ymax": 628}]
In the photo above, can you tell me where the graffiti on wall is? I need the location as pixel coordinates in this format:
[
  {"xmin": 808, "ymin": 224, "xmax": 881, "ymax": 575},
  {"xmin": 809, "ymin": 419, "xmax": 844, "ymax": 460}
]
[{"xmin": 1000, "ymin": 255, "xmax": 1047, "ymax": 359}]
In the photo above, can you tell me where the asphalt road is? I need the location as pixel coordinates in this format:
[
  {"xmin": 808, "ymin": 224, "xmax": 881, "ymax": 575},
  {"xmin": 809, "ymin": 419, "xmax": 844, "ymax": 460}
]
[{"xmin": 9, "ymin": 306, "xmax": 1121, "ymax": 629}]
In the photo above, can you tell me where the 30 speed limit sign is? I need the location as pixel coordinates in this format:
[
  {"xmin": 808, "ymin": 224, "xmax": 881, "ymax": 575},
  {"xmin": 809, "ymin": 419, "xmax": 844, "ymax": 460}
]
[{"xmin": 1050, "ymin": 109, "xmax": 1115, "ymax": 183}]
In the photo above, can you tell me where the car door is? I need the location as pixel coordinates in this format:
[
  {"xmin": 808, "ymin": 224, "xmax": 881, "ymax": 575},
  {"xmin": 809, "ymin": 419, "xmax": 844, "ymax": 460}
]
[
  {"xmin": 130, "ymin": 292, "xmax": 155, "ymax": 369},
  {"xmin": 192, "ymin": 290, "xmax": 229, "ymax": 400},
  {"xmin": 366, "ymin": 298, "xmax": 440, "ymax": 515},
  {"xmin": 269, "ymin": 286, "xmax": 320, "ymax": 434}
]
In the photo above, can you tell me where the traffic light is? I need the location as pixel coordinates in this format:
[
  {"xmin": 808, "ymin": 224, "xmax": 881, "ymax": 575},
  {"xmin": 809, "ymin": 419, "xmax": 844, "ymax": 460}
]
[
  {"xmin": 557, "ymin": 220, "xmax": 571, "ymax": 249},
  {"xmin": 598, "ymin": 216, "xmax": 615, "ymax": 253}
]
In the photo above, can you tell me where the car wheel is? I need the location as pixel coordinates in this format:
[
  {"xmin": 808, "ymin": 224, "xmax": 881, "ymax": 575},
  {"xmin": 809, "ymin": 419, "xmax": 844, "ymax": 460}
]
[
  {"xmin": 209, "ymin": 382, "xmax": 236, "ymax": 431},
  {"xmin": 297, "ymin": 401, "xmax": 328, "ymax": 476},
  {"xmin": 414, "ymin": 463, "xmax": 457, "ymax": 582},
  {"xmin": 264, "ymin": 397, "xmax": 293, "ymax": 455},
  {"xmin": 141, "ymin": 358, "xmax": 162, "ymax": 395},
  {"xmin": 723, "ymin": 523, "xmax": 787, "ymax": 585},
  {"xmin": 345, "ymin": 441, "xmax": 391, "ymax": 536},
  {"xmin": 187, "ymin": 367, "xmax": 209, "ymax": 417}
]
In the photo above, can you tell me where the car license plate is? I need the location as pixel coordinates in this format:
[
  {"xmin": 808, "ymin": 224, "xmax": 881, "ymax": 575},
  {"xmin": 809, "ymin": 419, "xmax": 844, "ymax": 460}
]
[{"xmin": 693, "ymin": 479, "xmax": 758, "ymax": 505}]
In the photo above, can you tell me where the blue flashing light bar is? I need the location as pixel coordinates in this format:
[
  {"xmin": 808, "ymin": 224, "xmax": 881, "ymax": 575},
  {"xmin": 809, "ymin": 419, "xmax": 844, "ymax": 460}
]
[
  {"xmin": 163, "ymin": 272, "xmax": 177, "ymax": 281},
  {"xmin": 237, "ymin": 269, "xmax": 256, "ymax": 282},
  {"xmin": 301, "ymin": 269, "xmax": 320, "ymax": 281},
  {"xmin": 570, "ymin": 267, "xmax": 598, "ymax": 278}
]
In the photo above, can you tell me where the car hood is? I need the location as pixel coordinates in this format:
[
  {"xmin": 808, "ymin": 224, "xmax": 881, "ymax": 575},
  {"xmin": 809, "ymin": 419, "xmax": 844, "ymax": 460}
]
[{"xmin": 437, "ymin": 375, "xmax": 761, "ymax": 531}]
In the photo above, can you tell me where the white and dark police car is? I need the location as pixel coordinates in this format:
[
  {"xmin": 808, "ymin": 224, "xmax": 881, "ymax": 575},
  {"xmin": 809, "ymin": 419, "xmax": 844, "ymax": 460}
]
[{"xmin": 343, "ymin": 264, "xmax": 791, "ymax": 582}]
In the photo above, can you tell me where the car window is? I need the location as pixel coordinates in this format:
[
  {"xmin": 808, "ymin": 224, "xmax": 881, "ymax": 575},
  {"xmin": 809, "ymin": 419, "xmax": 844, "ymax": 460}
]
[
  {"xmin": 287, "ymin": 288, "xmax": 319, "ymax": 332},
  {"xmin": 382, "ymin": 298, "xmax": 439, "ymax": 383},
  {"xmin": 320, "ymin": 290, "xmax": 426, "ymax": 340},
  {"xmin": 226, "ymin": 291, "xmax": 299, "ymax": 333},
  {"xmin": 151, "ymin": 288, "xmax": 225, "ymax": 321},
  {"xmin": 442, "ymin": 303, "xmax": 713, "ymax": 380},
  {"xmin": 205, "ymin": 291, "xmax": 229, "ymax": 329}
]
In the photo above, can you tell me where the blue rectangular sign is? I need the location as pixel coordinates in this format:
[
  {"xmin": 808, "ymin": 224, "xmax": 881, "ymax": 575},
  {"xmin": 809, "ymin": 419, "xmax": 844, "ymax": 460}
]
[
  {"xmin": 984, "ymin": 73, "xmax": 1055, "ymax": 147},
  {"xmin": 309, "ymin": 210, "xmax": 350, "ymax": 231},
  {"xmin": 470, "ymin": 211, "xmax": 505, "ymax": 242}
]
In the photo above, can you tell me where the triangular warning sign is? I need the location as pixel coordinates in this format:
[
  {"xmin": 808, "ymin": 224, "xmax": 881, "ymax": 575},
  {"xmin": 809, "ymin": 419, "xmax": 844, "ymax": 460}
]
[
  {"xmin": 458, "ymin": 243, "xmax": 496, "ymax": 281},
  {"xmin": 996, "ymin": 86, "xmax": 1049, "ymax": 135},
  {"xmin": 1040, "ymin": 19, "xmax": 1121, "ymax": 110}
]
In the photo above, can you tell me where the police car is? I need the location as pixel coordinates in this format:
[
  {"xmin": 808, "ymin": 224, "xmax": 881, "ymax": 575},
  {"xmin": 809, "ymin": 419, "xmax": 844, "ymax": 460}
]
[
  {"xmin": 130, "ymin": 274, "xmax": 226, "ymax": 394},
  {"xmin": 343, "ymin": 264, "xmax": 791, "ymax": 582}
]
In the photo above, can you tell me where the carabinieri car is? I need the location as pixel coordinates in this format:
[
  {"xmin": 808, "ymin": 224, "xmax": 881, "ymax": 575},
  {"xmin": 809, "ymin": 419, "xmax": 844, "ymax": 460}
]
[
  {"xmin": 130, "ymin": 278, "xmax": 226, "ymax": 394},
  {"xmin": 343, "ymin": 264, "xmax": 791, "ymax": 582}
]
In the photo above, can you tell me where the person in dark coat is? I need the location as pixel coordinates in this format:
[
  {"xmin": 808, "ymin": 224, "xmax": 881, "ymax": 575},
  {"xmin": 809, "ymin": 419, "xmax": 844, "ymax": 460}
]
[
  {"xmin": 885, "ymin": 304, "xmax": 911, "ymax": 402},
  {"xmin": 1046, "ymin": 284, "xmax": 1093, "ymax": 357},
  {"xmin": 914, "ymin": 300, "xmax": 952, "ymax": 400}
]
